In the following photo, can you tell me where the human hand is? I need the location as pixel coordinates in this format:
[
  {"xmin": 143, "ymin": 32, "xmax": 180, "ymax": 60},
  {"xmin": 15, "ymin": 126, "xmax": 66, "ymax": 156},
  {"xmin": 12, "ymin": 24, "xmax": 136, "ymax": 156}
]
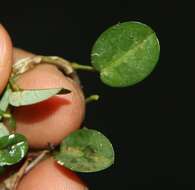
[{"xmin": 0, "ymin": 24, "xmax": 88, "ymax": 190}]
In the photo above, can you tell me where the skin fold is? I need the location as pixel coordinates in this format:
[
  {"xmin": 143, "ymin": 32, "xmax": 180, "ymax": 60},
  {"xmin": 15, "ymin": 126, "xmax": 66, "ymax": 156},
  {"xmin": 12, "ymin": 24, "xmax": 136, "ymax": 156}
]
[{"xmin": 0, "ymin": 25, "xmax": 88, "ymax": 190}]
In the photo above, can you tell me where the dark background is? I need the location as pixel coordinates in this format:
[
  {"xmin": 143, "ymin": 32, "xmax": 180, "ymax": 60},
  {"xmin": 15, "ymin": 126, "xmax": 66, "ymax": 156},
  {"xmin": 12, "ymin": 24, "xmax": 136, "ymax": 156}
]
[{"xmin": 0, "ymin": 1, "xmax": 193, "ymax": 189}]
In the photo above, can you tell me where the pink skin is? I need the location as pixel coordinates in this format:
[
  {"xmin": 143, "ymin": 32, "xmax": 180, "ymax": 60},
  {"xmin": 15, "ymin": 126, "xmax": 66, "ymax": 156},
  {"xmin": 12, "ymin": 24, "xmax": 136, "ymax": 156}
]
[
  {"xmin": 13, "ymin": 63, "xmax": 85, "ymax": 149},
  {"xmin": 17, "ymin": 158, "xmax": 87, "ymax": 190}
]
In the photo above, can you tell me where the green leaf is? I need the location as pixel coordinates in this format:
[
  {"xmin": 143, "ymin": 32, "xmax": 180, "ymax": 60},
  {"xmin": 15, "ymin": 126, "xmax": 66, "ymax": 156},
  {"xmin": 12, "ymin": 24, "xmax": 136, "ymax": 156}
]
[
  {"xmin": 0, "ymin": 134, "xmax": 28, "ymax": 166},
  {"xmin": 91, "ymin": 21, "xmax": 160, "ymax": 87},
  {"xmin": 54, "ymin": 128, "xmax": 114, "ymax": 173},
  {"xmin": 0, "ymin": 86, "xmax": 11, "ymax": 120},
  {"xmin": 9, "ymin": 88, "xmax": 71, "ymax": 107},
  {"xmin": 0, "ymin": 123, "xmax": 9, "ymax": 138}
]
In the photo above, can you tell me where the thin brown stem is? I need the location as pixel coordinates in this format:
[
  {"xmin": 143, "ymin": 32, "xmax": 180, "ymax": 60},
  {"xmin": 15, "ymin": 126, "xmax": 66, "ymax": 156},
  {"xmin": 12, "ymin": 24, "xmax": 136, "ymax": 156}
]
[
  {"xmin": 25, "ymin": 150, "xmax": 49, "ymax": 174},
  {"xmin": 12, "ymin": 159, "xmax": 31, "ymax": 190}
]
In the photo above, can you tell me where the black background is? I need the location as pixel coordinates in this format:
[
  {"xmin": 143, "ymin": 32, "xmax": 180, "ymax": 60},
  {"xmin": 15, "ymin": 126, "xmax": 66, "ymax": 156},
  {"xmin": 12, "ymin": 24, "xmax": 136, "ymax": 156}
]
[{"xmin": 0, "ymin": 1, "xmax": 193, "ymax": 189}]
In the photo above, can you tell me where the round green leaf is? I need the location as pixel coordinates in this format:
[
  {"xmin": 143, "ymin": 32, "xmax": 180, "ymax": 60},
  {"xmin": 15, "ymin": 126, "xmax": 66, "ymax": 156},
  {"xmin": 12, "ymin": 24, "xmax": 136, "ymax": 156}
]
[
  {"xmin": 0, "ymin": 134, "xmax": 28, "ymax": 166},
  {"xmin": 54, "ymin": 128, "xmax": 114, "ymax": 173},
  {"xmin": 9, "ymin": 88, "xmax": 71, "ymax": 107},
  {"xmin": 91, "ymin": 21, "xmax": 160, "ymax": 87}
]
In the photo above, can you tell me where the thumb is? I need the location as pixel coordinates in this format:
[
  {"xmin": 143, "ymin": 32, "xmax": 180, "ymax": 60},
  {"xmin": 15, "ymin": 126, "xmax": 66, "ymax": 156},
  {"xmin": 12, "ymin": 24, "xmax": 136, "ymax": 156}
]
[{"xmin": 0, "ymin": 24, "xmax": 12, "ymax": 94}]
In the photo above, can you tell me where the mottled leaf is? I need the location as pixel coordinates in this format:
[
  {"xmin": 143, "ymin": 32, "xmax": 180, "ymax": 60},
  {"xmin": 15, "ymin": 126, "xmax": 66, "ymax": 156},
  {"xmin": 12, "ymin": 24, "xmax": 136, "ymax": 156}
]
[
  {"xmin": 91, "ymin": 21, "xmax": 160, "ymax": 87},
  {"xmin": 9, "ymin": 88, "xmax": 71, "ymax": 107},
  {"xmin": 0, "ymin": 134, "xmax": 28, "ymax": 166},
  {"xmin": 54, "ymin": 128, "xmax": 114, "ymax": 172}
]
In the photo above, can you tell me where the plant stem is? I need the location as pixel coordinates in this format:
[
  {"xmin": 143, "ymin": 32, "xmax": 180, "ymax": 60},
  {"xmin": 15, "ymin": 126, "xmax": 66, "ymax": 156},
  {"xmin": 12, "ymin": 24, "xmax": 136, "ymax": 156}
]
[
  {"xmin": 13, "ymin": 159, "xmax": 31, "ymax": 190},
  {"xmin": 71, "ymin": 63, "xmax": 96, "ymax": 72},
  {"xmin": 86, "ymin": 94, "xmax": 100, "ymax": 103},
  {"xmin": 9, "ymin": 78, "xmax": 20, "ymax": 91},
  {"xmin": 25, "ymin": 150, "xmax": 49, "ymax": 174},
  {"xmin": 1, "ymin": 159, "xmax": 31, "ymax": 190}
]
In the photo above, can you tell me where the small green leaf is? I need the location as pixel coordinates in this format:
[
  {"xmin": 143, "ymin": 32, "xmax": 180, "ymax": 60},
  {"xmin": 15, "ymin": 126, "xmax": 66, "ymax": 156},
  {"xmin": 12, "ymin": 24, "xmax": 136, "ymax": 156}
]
[
  {"xmin": 0, "ymin": 86, "xmax": 11, "ymax": 120},
  {"xmin": 54, "ymin": 128, "xmax": 114, "ymax": 173},
  {"xmin": 9, "ymin": 88, "xmax": 71, "ymax": 107},
  {"xmin": 0, "ymin": 134, "xmax": 28, "ymax": 166},
  {"xmin": 91, "ymin": 21, "xmax": 160, "ymax": 87},
  {"xmin": 0, "ymin": 123, "xmax": 9, "ymax": 138}
]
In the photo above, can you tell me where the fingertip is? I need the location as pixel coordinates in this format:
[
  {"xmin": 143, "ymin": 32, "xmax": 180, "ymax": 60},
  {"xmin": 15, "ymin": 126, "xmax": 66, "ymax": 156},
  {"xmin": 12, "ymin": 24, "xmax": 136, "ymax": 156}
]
[
  {"xmin": 14, "ymin": 64, "xmax": 85, "ymax": 148},
  {"xmin": 17, "ymin": 158, "xmax": 88, "ymax": 190}
]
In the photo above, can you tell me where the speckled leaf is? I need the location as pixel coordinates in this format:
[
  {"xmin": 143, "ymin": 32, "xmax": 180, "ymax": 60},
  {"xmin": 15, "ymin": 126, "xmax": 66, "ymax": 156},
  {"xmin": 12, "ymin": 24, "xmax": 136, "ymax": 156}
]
[
  {"xmin": 9, "ymin": 88, "xmax": 71, "ymax": 107},
  {"xmin": 54, "ymin": 128, "xmax": 114, "ymax": 172},
  {"xmin": 0, "ymin": 134, "xmax": 28, "ymax": 166},
  {"xmin": 91, "ymin": 21, "xmax": 160, "ymax": 87},
  {"xmin": 0, "ymin": 123, "xmax": 9, "ymax": 138},
  {"xmin": 0, "ymin": 86, "xmax": 11, "ymax": 120}
]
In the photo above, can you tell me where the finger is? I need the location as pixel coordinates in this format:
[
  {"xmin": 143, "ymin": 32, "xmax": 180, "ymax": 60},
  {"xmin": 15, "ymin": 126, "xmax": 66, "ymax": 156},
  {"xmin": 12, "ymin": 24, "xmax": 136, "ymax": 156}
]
[
  {"xmin": 13, "ymin": 48, "xmax": 34, "ymax": 62},
  {"xmin": 17, "ymin": 158, "xmax": 88, "ymax": 190},
  {"xmin": 12, "ymin": 49, "xmax": 85, "ymax": 149},
  {"xmin": 0, "ymin": 24, "xmax": 13, "ymax": 94}
]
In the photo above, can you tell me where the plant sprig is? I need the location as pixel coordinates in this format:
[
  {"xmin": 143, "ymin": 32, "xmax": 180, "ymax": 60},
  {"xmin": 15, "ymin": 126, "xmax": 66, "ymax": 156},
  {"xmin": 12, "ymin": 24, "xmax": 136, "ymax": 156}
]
[{"xmin": 0, "ymin": 21, "xmax": 160, "ymax": 188}]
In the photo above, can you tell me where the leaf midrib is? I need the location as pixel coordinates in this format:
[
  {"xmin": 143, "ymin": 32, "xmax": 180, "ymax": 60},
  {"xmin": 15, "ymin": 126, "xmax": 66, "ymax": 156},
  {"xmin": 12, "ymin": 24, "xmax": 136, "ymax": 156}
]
[{"xmin": 102, "ymin": 31, "xmax": 155, "ymax": 71}]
